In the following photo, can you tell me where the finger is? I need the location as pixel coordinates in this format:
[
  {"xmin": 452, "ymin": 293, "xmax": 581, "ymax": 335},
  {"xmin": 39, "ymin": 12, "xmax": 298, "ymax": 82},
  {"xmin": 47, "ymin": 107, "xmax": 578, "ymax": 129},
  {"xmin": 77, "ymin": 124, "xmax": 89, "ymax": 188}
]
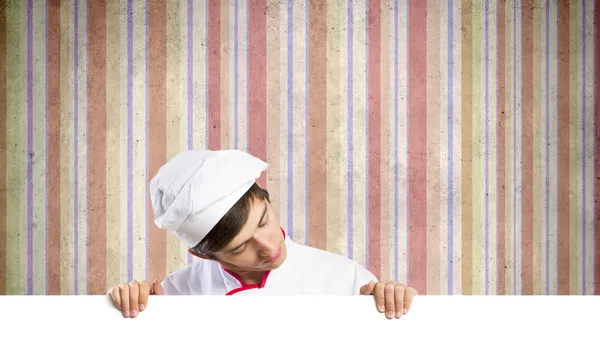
[
  {"xmin": 119, "ymin": 284, "xmax": 130, "ymax": 318},
  {"xmin": 152, "ymin": 278, "xmax": 164, "ymax": 295},
  {"xmin": 374, "ymin": 282, "xmax": 386, "ymax": 313},
  {"xmin": 384, "ymin": 282, "xmax": 396, "ymax": 319},
  {"xmin": 109, "ymin": 286, "xmax": 121, "ymax": 311},
  {"xmin": 138, "ymin": 281, "xmax": 151, "ymax": 312},
  {"xmin": 128, "ymin": 280, "xmax": 140, "ymax": 318},
  {"xmin": 404, "ymin": 287, "xmax": 418, "ymax": 314},
  {"xmin": 394, "ymin": 284, "xmax": 406, "ymax": 318},
  {"xmin": 359, "ymin": 280, "xmax": 376, "ymax": 295}
]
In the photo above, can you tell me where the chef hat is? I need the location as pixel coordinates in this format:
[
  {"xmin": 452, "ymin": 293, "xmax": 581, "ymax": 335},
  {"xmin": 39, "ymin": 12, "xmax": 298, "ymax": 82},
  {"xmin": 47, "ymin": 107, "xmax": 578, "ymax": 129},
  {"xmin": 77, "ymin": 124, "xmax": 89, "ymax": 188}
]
[{"xmin": 149, "ymin": 149, "xmax": 268, "ymax": 248}]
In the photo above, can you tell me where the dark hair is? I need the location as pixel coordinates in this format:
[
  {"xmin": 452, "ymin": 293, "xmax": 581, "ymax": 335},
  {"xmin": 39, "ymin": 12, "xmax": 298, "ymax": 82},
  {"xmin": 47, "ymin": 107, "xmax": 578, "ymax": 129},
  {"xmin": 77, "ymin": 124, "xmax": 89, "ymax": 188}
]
[{"xmin": 191, "ymin": 183, "xmax": 270, "ymax": 258}]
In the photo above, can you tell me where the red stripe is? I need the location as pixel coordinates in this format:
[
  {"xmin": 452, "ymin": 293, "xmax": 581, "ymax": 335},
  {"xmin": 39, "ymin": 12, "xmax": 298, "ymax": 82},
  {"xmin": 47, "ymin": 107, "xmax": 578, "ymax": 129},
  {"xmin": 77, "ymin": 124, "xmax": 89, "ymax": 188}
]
[
  {"xmin": 521, "ymin": 0, "xmax": 534, "ymax": 295},
  {"xmin": 594, "ymin": 0, "xmax": 600, "ymax": 295},
  {"xmin": 147, "ymin": 0, "xmax": 167, "ymax": 283},
  {"xmin": 307, "ymin": 1, "xmax": 327, "ymax": 251},
  {"xmin": 496, "ymin": 0, "xmax": 506, "ymax": 295},
  {"xmin": 87, "ymin": 0, "xmax": 107, "ymax": 295},
  {"xmin": 0, "ymin": 0, "xmax": 6, "ymax": 295},
  {"xmin": 208, "ymin": 0, "xmax": 221, "ymax": 150},
  {"xmin": 367, "ymin": 0, "xmax": 381, "ymax": 278},
  {"xmin": 47, "ymin": 0, "xmax": 61, "ymax": 295},
  {"xmin": 407, "ymin": 0, "xmax": 427, "ymax": 294},
  {"xmin": 557, "ymin": 0, "xmax": 570, "ymax": 295},
  {"xmin": 248, "ymin": 0, "xmax": 267, "ymax": 186}
]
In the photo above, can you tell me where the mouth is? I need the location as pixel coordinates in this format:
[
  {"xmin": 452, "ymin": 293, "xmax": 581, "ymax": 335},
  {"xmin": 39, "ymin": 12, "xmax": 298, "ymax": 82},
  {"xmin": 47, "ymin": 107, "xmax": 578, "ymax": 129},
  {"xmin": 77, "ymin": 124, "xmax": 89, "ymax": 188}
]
[{"xmin": 265, "ymin": 244, "xmax": 282, "ymax": 264}]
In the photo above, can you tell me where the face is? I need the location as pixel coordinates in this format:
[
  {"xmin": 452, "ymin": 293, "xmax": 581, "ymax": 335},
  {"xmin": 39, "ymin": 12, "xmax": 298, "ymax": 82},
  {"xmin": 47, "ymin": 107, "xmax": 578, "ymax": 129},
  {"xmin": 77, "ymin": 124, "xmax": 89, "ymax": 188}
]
[{"xmin": 209, "ymin": 198, "xmax": 287, "ymax": 273}]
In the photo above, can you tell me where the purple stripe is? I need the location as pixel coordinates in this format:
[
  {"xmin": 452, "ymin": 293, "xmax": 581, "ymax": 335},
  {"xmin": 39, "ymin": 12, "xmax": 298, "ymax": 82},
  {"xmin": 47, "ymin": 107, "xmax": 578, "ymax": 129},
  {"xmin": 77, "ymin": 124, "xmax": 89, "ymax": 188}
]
[
  {"xmin": 127, "ymin": 0, "xmax": 133, "ymax": 282},
  {"xmin": 287, "ymin": 0, "xmax": 293, "ymax": 239},
  {"xmin": 484, "ymin": 0, "xmax": 489, "ymax": 295},
  {"xmin": 347, "ymin": 0, "xmax": 354, "ymax": 260},
  {"xmin": 234, "ymin": 0, "xmax": 238, "ymax": 148},
  {"xmin": 448, "ymin": 0, "xmax": 454, "ymax": 294},
  {"xmin": 545, "ymin": 0, "xmax": 550, "ymax": 295},
  {"xmin": 394, "ymin": 0, "xmax": 399, "ymax": 283},
  {"xmin": 45, "ymin": 0, "xmax": 49, "ymax": 295},
  {"xmin": 305, "ymin": 1, "xmax": 309, "ymax": 246},
  {"xmin": 74, "ymin": 0, "xmax": 80, "ymax": 294},
  {"xmin": 187, "ymin": 0, "xmax": 193, "ymax": 266},
  {"xmin": 513, "ymin": 0, "xmax": 517, "ymax": 295},
  {"xmin": 365, "ymin": 0, "xmax": 369, "ymax": 267},
  {"xmin": 145, "ymin": 0, "xmax": 149, "ymax": 278},
  {"xmin": 85, "ymin": 0, "xmax": 89, "ymax": 295},
  {"xmin": 582, "ymin": 0, "xmax": 587, "ymax": 295},
  {"xmin": 27, "ymin": 0, "xmax": 33, "ymax": 295}
]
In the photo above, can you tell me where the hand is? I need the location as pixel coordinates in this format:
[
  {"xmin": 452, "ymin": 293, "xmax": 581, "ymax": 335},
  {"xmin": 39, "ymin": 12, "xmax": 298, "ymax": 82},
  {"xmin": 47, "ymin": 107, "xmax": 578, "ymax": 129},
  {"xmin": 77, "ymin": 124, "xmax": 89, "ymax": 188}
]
[
  {"xmin": 108, "ymin": 279, "xmax": 164, "ymax": 318},
  {"xmin": 359, "ymin": 280, "xmax": 418, "ymax": 319}
]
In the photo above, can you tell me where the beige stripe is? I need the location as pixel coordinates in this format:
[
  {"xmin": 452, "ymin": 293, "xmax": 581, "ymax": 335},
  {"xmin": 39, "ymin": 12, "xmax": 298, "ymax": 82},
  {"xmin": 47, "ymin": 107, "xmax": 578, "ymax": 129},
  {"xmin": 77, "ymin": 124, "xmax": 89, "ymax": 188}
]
[
  {"xmin": 5, "ymin": 0, "xmax": 24, "ymax": 295},
  {"xmin": 451, "ymin": 0, "xmax": 462, "ymax": 294},
  {"xmin": 438, "ymin": 0, "xmax": 449, "ymax": 294},
  {"xmin": 426, "ymin": 0, "xmax": 441, "ymax": 294},
  {"xmin": 32, "ymin": 0, "xmax": 48, "ymax": 295},
  {"xmin": 19, "ymin": 3, "xmax": 28, "ymax": 295},
  {"xmin": 105, "ymin": 0, "xmax": 122, "ymax": 290},
  {"xmin": 569, "ymin": 0, "xmax": 582, "ymax": 294},
  {"xmin": 504, "ymin": 0, "xmax": 514, "ymax": 294},
  {"xmin": 60, "ymin": 0, "xmax": 75, "ymax": 295},
  {"xmin": 584, "ymin": 0, "xmax": 595, "ymax": 295},
  {"xmin": 178, "ymin": 0, "xmax": 189, "ymax": 266},
  {"xmin": 397, "ymin": 0, "xmax": 408, "ymax": 284},
  {"xmin": 487, "ymin": 0, "xmax": 498, "ymax": 295},
  {"xmin": 277, "ymin": 0, "xmax": 288, "ymax": 232},
  {"xmin": 292, "ymin": 0, "xmax": 307, "ymax": 245},
  {"xmin": 76, "ymin": 1, "xmax": 88, "ymax": 293},
  {"xmin": 379, "ymin": 0, "xmax": 391, "ymax": 281},
  {"xmin": 266, "ymin": 0, "xmax": 281, "ymax": 224},
  {"xmin": 119, "ymin": 0, "xmax": 129, "ymax": 285},
  {"xmin": 326, "ymin": 0, "xmax": 341, "ymax": 255},
  {"xmin": 515, "ymin": 2, "xmax": 523, "ymax": 295},
  {"xmin": 193, "ymin": 0, "xmax": 207, "ymax": 153},
  {"xmin": 238, "ymin": 0, "xmax": 248, "ymax": 153},
  {"xmin": 337, "ymin": 0, "xmax": 349, "ymax": 259},
  {"xmin": 352, "ymin": 0, "xmax": 367, "ymax": 267},
  {"xmin": 532, "ymin": 0, "xmax": 543, "ymax": 295},
  {"xmin": 220, "ymin": 0, "xmax": 229, "ymax": 149},
  {"xmin": 539, "ymin": 0, "xmax": 549, "ymax": 294},
  {"xmin": 548, "ymin": 0, "xmax": 558, "ymax": 295},
  {"xmin": 165, "ymin": 0, "xmax": 182, "ymax": 275},
  {"xmin": 386, "ymin": 0, "xmax": 396, "ymax": 281}
]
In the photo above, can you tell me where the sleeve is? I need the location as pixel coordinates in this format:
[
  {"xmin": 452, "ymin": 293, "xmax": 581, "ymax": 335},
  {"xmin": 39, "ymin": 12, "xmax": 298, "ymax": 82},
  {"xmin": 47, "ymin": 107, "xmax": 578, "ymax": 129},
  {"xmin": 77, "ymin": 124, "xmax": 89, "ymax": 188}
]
[
  {"xmin": 161, "ymin": 276, "xmax": 182, "ymax": 295},
  {"xmin": 351, "ymin": 263, "xmax": 379, "ymax": 295}
]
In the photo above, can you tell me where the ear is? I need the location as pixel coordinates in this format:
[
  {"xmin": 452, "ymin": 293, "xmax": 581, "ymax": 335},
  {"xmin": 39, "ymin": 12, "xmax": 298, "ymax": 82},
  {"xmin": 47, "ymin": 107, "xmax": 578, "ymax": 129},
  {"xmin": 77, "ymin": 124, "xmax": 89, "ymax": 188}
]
[{"xmin": 188, "ymin": 248, "xmax": 209, "ymax": 260}]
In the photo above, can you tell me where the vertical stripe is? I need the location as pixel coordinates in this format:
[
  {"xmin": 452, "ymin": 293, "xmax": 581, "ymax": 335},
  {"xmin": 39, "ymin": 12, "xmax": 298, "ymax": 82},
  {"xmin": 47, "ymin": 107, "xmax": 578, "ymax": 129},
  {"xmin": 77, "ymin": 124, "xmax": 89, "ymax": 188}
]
[
  {"xmin": 220, "ymin": 0, "xmax": 230, "ymax": 150},
  {"xmin": 439, "ymin": 0, "xmax": 449, "ymax": 294},
  {"xmin": 308, "ymin": 0, "xmax": 328, "ymax": 252},
  {"xmin": 379, "ymin": 0, "xmax": 391, "ymax": 281},
  {"xmin": 286, "ymin": 0, "xmax": 293, "ymax": 237},
  {"xmin": 119, "ymin": 0, "xmax": 128, "ymax": 285},
  {"xmin": 581, "ymin": 0, "xmax": 590, "ymax": 295},
  {"xmin": 586, "ymin": 0, "xmax": 595, "ymax": 295},
  {"xmin": 337, "ymin": 0, "xmax": 348, "ymax": 259},
  {"xmin": 32, "ymin": 0, "xmax": 48, "ymax": 295},
  {"xmin": 347, "ymin": 0, "xmax": 353, "ymax": 259},
  {"xmin": 27, "ymin": 0, "xmax": 34, "ymax": 295},
  {"xmin": 249, "ymin": 0, "xmax": 267, "ymax": 184},
  {"xmin": 367, "ymin": 0, "xmax": 381, "ymax": 276},
  {"xmin": 208, "ymin": 0, "xmax": 220, "ymax": 150},
  {"xmin": 548, "ymin": 0, "xmax": 558, "ymax": 294},
  {"xmin": 497, "ymin": 0, "xmax": 506, "ymax": 296},
  {"xmin": 73, "ymin": 0, "xmax": 80, "ymax": 295},
  {"xmin": 235, "ymin": 0, "xmax": 239, "ymax": 149},
  {"xmin": 0, "ymin": 0, "xmax": 6, "ymax": 294},
  {"xmin": 397, "ymin": 0, "xmax": 408, "ymax": 285},
  {"xmin": 532, "ymin": 0, "xmax": 543, "ymax": 295},
  {"xmin": 105, "ymin": 0, "xmax": 121, "ymax": 290},
  {"xmin": 278, "ymin": 0, "xmax": 288, "ymax": 233},
  {"xmin": 87, "ymin": 0, "xmax": 106, "ymax": 295},
  {"xmin": 514, "ymin": 0, "xmax": 523, "ymax": 295},
  {"xmin": 266, "ymin": 0, "xmax": 280, "ymax": 216},
  {"xmin": 407, "ymin": 0, "xmax": 427, "ymax": 294},
  {"xmin": 238, "ymin": 0, "xmax": 248, "ymax": 153},
  {"xmin": 446, "ymin": 0, "xmax": 455, "ymax": 294},
  {"xmin": 326, "ymin": 0, "xmax": 342, "ymax": 255},
  {"xmin": 451, "ymin": 0, "xmax": 462, "ymax": 295},
  {"xmin": 557, "ymin": 0, "xmax": 570, "ymax": 295},
  {"xmin": 461, "ymin": 0, "xmax": 473, "ymax": 295},
  {"xmin": 126, "ymin": 0, "xmax": 133, "ymax": 282},
  {"xmin": 521, "ymin": 0, "xmax": 534, "ymax": 295},
  {"xmin": 544, "ymin": 0, "xmax": 550, "ymax": 295},
  {"xmin": 594, "ymin": 0, "xmax": 599, "ymax": 296},
  {"xmin": 426, "ymin": 0, "xmax": 440, "ymax": 295},
  {"xmin": 147, "ymin": 0, "xmax": 166, "ymax": 282}
]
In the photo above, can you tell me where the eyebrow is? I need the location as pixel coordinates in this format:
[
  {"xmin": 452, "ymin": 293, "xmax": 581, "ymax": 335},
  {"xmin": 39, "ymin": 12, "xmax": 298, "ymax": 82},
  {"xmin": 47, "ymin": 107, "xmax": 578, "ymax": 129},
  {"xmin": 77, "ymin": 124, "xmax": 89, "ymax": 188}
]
[{"xmin": 224, "ymin": 203, "xmax": 268, "ymax": 254}]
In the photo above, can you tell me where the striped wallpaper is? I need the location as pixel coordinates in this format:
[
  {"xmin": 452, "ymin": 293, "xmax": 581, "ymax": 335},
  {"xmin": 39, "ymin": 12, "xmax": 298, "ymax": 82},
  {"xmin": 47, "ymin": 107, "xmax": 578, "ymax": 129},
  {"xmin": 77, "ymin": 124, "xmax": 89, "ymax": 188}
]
[{"xmin": 0, "ymin": 0, "xmax": 598, "ymax": 296}]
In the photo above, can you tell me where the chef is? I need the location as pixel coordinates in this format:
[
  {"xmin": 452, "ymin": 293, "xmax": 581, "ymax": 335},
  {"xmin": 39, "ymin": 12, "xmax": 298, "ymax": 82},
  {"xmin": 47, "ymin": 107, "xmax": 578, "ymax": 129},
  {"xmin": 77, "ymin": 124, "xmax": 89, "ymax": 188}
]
[{"xmin": 109, "ymin": 149, "xmax": 418, "ymax": 320}]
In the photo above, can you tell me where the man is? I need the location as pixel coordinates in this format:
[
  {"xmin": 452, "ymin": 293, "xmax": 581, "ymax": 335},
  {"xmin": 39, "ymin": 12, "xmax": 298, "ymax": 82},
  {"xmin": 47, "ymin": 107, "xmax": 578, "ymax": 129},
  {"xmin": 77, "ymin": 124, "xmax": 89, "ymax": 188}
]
[{"xmin": 109, "ymin": 149, "xmax": 418, "ymax": 319}]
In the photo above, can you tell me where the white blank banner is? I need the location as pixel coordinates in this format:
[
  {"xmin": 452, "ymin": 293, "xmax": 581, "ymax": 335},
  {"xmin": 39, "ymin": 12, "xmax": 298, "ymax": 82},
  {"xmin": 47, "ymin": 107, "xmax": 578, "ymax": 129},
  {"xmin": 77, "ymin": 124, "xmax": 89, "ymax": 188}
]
[{"xmin": 0, "ymin": 296, "xmax": 598, "ymax": 359}]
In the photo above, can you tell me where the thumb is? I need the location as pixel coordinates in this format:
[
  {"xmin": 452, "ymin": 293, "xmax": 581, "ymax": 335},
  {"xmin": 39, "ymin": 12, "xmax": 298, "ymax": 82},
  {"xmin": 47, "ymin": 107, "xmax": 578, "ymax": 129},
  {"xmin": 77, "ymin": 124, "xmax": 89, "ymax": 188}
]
[
  {"xmin": 359, "ymin": 280, "xmax": 376, "ymax": 295},
  {"xmin": 152, "ymin": 278, "xmax": 165, "ymax": 295}
]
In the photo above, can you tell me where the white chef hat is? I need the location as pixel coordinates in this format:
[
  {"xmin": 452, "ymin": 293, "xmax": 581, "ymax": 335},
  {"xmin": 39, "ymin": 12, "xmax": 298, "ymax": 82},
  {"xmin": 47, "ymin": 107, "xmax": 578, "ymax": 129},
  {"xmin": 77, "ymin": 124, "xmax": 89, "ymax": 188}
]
[{"xmin": 149, "ymin": 149, "xmax": 268, "ymax": 248}]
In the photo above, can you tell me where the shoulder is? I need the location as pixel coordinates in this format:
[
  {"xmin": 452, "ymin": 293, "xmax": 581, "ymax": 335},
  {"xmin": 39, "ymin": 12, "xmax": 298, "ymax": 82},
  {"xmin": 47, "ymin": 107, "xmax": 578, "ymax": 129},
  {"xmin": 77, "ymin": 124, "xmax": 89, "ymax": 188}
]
[{"xmin": 161, "ymin": 258, "xmax": 222, "ymax": 295}]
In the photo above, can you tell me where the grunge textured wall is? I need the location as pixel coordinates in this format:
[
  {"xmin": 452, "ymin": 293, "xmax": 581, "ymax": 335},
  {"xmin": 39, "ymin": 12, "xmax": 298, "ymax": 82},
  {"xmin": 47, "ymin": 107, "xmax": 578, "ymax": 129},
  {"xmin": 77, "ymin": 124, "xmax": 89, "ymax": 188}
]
[{"xmin": 0, "ymin": 0, "xmax": 598, "ymax": 295}]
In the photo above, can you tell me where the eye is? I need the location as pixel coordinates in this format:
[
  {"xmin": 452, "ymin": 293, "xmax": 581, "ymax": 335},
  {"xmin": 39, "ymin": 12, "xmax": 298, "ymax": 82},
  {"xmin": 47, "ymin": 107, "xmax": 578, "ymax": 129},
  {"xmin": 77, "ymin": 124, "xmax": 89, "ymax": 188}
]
[
  {"xmin": 232, "ymin": 244, "xmax": 246, "ymax": 255},
  {"xmin": 258, "ymin": 215, "xmax": 270, "ymax": 228}
]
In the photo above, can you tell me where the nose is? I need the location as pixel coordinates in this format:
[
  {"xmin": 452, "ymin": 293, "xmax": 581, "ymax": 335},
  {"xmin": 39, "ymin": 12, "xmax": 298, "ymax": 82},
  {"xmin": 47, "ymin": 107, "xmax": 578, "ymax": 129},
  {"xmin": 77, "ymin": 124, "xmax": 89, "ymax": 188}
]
[{"xmin": 254, "ymin": 235, "xmax": 278, "ymax": 257}]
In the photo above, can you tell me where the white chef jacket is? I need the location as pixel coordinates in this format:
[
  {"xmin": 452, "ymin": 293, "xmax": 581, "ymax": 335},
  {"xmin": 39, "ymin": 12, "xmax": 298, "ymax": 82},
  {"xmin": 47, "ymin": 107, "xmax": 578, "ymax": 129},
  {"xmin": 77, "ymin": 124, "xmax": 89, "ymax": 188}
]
[{"xmin": 161, "ymin": 229, "xmax": 378, "ymax": 296}]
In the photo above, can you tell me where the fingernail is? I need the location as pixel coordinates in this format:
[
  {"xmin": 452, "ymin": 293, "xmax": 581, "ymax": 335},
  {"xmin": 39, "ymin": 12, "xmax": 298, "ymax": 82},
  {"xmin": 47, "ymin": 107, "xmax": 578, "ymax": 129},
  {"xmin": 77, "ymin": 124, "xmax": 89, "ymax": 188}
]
[
  {"xmin": 396, "ymin": 312, "xmax": 402, "ymax": 318},
  {"xmin": 131, "ymin": 310, "xmax": 138, "ymax": 317},
  {"xmin": 124, "ymin": 311, "xmax": 130, "ymax": 317},
  {"xmin": 404, "ymin": 308, "xmax": 408, "ymax": 314},
  {"xmin": 386, "ymin": 311, "xmax": 394, "ymax": 318},
  {"xmin": 139, "ymin": 304, "xmax": 145, "ymax": 311},
  {"xmin": 378, "ymin": 305, "xmax": 385, "ymax": 312}
]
